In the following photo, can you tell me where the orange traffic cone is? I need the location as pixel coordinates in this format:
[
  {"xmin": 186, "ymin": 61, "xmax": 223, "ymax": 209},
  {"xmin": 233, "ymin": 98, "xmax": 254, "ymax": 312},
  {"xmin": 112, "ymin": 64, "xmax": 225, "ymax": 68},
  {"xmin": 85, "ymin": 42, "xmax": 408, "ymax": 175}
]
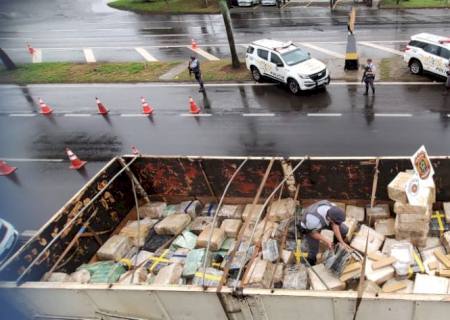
[
  {"xmin": 189, "ymin": 96, "xmax": 201, "ymax": 114},
  {"xmin": 131, "ymin": 145, "xmax": 140, "ymax": 155},
  {"xmin": 27, "ymin": 43, "xmax": 35, "ymax": 55},
  {"xmin": 0, "ymin": 160, "xmax": 17, "ymax": 176},
  {"xmin": 96, "ymin": 97, "xmax": 109, "ymax": 115},
  {"xmin": 65, "ymin": 148, "xmax": 87, "ymax": 170},
  {"xmin": 141, "ymin": 97, "xmax": 154, "ymax": 115},
  {"xmin": 191, "ymin": 39, "xmax": 198, "ymax": 50},
  {"xmin": 38, "ymin": 98, "xmax": 53, "ymax": 115}
]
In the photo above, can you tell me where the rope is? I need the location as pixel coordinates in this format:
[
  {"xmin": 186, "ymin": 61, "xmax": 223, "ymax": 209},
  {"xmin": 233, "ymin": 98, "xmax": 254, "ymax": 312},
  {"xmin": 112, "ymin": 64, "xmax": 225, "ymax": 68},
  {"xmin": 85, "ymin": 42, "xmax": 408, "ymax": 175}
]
[
  {"xmin": 233, "ymin": 157, "xmax": 308, "ymax": 291},
  {"xmin": 130, "ymin": 178, "xmax": 141, "ymax": 284},
  {"xmin": 201, "ymin": 158, "xmax": 249, "ymax": 288}
]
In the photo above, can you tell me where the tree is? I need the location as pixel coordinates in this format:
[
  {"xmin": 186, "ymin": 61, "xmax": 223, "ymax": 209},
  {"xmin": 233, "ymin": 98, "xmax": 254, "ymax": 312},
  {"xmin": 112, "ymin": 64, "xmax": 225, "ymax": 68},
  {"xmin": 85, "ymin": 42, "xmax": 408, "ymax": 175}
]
[{"xmin": 219, "ymin": 0, "xmax": 240, "ymax": 69}]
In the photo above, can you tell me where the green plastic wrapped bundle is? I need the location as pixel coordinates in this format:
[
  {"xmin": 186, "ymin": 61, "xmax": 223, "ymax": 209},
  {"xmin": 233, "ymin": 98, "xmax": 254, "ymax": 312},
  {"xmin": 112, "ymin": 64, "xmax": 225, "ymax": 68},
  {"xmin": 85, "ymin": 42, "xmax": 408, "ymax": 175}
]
[
  {"xmin": 77, "ymin": 261, "xmax": 127, "ymax": 284},
  {"xmin": 182, "ymin": 248, "xmax": 205, "ymax": 278},
  {"xmin": 192, "ymin": 267, "xmax": 223, "ymax": 287},
  {"xmin": 172, "ymin": 230, "xmax": 198, "ymax": 250}
]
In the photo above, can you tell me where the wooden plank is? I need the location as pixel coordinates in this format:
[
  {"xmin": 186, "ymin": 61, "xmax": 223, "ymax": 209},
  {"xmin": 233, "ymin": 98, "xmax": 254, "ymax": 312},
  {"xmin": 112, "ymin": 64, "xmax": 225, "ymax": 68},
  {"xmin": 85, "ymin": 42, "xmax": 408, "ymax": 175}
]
[
  {"xmin": 368, "ymin": 252, "xmax": 384, "ymax": 261},
  {"xmin": 382, "ymin": 281, "xmax": 407, "ymax": 293},
  {"xmin": 428, "ymin": 260, "xmax": 438, "ymax": 270},
  {"xmin": 372, "ymin": 256, "xmax": 397, "ymax": 270},
  {"xmin": 340, "ymin": 269, "xmax": 361, "ymax": 282},
  {"xmin": 437, "ymin": 268, "xmax": 450, "ymax": 278},
  {"xmin": 434, "ymin": 250, "xmax": 450, "ymax": 268},
  {"xmin": 342, "ymin": 262, "xmax": 362, "ymax": 275}
]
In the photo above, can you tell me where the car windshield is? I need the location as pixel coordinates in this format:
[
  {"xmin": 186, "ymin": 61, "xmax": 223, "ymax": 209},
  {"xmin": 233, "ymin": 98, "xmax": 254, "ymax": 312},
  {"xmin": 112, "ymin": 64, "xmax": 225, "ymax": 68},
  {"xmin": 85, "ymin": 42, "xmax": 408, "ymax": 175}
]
[{"xmin": 281, "ymin": 49, "xmax": 310, "ymax": 66}]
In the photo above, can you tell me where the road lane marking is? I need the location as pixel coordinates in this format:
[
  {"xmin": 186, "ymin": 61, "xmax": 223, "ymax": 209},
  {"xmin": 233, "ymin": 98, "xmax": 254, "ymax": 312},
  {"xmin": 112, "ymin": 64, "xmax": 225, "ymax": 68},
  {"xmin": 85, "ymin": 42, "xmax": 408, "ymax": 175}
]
[
  {"xmin": 187, "ymin": 46, "xmax": 220, "ymax": 61},
  {"xmin": 120, "ymin": 114, "xmax": 149, "ymax": 117},
  {"xmin": 359, "ymin": 41, "xmax": 404, "ymax": 56},
  {"xmin": 9, "ymin": 114, "xmax": 37, "ymax": 117},
  {"xmin": 331, "ymin": 82, "xmax": 440, "ymax": 85},
  {"xmin": 0, "ymin": 158, "xmax": 64, "ymax": 162},
  {"xmin": 64, "ymin": 114, "xmax": 92, "ymax": 117},
  {"xmin": 374, "ymin": 113, "xmax": 413, "ymax": 117},
  {"xmin": 301, "ymin": 43, "xmax": 345, "ymax": 59},
  {"xmin": 307, "ymin": 113, "xmax": 342, "ymax": 117},
  {"xmin": 180, "ymin": 113, "xmax": 212, "ymax": 117},
  {"xmin": 242, "ymin": 113, "xmax": 275, "ymax": 117},
  {"xmin": 83, "ymin": 48, "xmax": 96, "ymax": 63},
  {"xmin": 135, "ymin": 47, "xmax": 158, "ymax": 62},
  {"xmin": 32, "ymin": 49, "xmax": 42, "ymax": 63}
]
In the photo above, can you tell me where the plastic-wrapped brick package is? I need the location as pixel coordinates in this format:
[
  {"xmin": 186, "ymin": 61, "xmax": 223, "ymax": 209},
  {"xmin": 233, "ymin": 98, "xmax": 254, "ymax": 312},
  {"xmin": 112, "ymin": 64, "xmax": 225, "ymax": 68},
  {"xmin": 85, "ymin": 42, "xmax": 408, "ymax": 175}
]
[
  {"xmin": 283, "ymin": 264, "xmax": 308, "ymax": 290},
  {"xmin": 179, "ymin": 200, "xmax": 203, "ymax": 219},
  {"xmin": 196, "ymin": 227, "xmax": 225, "ymax": 251},
  {"xmin": 218, "ymin": 204, "xmax": 244, "ymax": 220},
  {"xmin": 154, "ymin": 214, "xmax": 192, "ymax": 235},
  {"xmin": 262, "ymin": 239, "xmax": 279, "ymax": 262},
  {"xmin": 172, "ymin": 230, "xmax": 198, "ymax": 250},
  {"xmin": 192, "ymin": 267, "xmax": 223, "ymax": 287},
  {"xmin": 267, "ymin": 198, "xmax": 296, "ymax": 222},
  {"xmin": 97, "ymin": 234, "xmax": 132, "ymax": 261},
  {"xmin": 153, "ymin": 263, "xmax": 183, "ymax": 285},
  {"xmin": 70, "ymin": 270, "xmax": 90, "ymax": 284},
  {"xmin": 119, "ymin": 217, "xmax": 158, "ymax": 247},
  {"xmin": 182, "ymin": 248, "xmax": 205, "ymax": 278},
  {"xmin": 78, "ymin": 261, "xmax": 127, "ymax": 284},
  {"xmin": 130, "ymin": 250, "xmax": 154, "ymax": 268},
  {"xmin": 118, "ymin": 268, "xmax": 148, "ymax": 285}
]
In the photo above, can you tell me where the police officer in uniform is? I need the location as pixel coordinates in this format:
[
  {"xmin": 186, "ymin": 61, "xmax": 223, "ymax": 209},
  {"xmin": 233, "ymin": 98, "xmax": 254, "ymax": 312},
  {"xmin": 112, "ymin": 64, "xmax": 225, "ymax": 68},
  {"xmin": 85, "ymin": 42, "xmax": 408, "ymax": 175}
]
[
  {"xmin": 298, "ymin": 200, "xmax": 352, "ymax": 265},
  {"xmin": 188, "ymin": 56, "xmax": 205, "ymax": 92},
  {"xmin": 362, "ymin": 58, "xmax": 376, "ymax": 96}
]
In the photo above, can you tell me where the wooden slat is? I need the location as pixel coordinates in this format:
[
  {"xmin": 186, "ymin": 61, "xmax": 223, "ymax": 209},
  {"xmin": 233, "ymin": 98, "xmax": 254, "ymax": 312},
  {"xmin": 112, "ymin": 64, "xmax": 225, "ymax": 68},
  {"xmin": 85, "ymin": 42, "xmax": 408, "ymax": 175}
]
[
  {"xmin": 368, "ymin": 252, "xmax": 384, "ymax": 261},
  {"xmin": 382, "ymin": 281, "xmax": 407, "ymax": 293},
  {"xmin": 434, "ymin": 250, "xmax": 450, "ymax": 268},
  {"xmin": 372, "ymin": 256, "xmax": 396, "ymax": 270}
]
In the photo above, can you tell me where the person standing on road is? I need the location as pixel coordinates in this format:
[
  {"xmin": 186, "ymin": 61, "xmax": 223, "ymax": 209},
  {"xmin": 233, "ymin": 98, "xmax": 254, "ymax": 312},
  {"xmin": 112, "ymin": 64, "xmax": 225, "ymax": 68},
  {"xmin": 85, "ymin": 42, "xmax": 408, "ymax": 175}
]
[
  {"xmin": 444, "ymin": 59, "xmax": 450, "ymax": 96},
  {"xmin": 362, "ymin": 58, "xmax": 376, "ymax": 96},
  {"xmin": 188, "ymin": 56, "xmax": 205, "ymax": 93}
]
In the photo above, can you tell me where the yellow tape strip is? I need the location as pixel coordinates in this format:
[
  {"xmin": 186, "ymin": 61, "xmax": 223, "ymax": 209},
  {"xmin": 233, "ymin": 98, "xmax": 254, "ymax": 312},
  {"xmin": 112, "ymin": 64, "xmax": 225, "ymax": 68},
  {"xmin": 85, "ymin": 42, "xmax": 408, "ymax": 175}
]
[
  {"xmin": 211, "ymin": 262, "xmax": 221, "ymax": 268},
  {"xmin": 432, "ymin": 211, "xmax": 445, "ymax": 235},
  {"xmin": 149, "ymin": 249, "xmax": 170, "ymax": 272},
  {"xmin": 345, "ymin": 52, "xmax": 358, "ymax": 60},
  {"xmin": 413, "ymin": 251, "xmax": 425, "ymax": 273},
  {"xmin": 294, "ymin": 240, "xmax": 308, "ymax": 264},
  {"xmin": 195, "ymin": 272, "xmax": 221, "ymax": 281},
  {"xmin": 408, "ymin": 266, "xmax": 413, "ymax": 279}
]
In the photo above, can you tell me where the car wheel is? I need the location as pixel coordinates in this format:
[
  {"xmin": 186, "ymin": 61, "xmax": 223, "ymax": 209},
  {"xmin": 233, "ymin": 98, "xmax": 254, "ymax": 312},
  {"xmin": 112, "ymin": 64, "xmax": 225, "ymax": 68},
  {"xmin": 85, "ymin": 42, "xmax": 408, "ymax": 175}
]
[
  {"xmin": 288, "ymin": 79, "xmax": 300, "ymax": 95},
  {"xmin": 251, "ymin": 66, "xmax": 263, "ymax": 82},
  {"xmin": 409, "ymin": 59, "xmax": 423, "ymax": 75}
]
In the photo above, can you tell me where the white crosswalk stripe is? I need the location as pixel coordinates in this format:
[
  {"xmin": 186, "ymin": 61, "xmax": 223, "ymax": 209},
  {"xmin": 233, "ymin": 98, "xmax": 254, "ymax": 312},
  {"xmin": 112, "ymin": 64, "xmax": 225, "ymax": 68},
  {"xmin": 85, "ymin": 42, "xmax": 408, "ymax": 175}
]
[
  {"xmin": 83, "ymin": 48, "xmax": 96, "ymax": 63},
  {"xmin": 135, "ymin": 47, "xmax": 158, "ymax": 62},
  {"xmin": 187, "ymin": 46, "xmax": 220, "ymax": 61},
  {"xmin": 301, "ymin": 43, "xmax": 344, "ymax": 59},
  {"xmin": 359, "ymin": 41, "xmax": 404, "ymax": 56}
]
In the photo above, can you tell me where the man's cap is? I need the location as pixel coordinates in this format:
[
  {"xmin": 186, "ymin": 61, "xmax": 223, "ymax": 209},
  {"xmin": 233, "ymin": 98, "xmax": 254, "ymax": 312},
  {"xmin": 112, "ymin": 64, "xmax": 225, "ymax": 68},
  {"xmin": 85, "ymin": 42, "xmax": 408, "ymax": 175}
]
[
  {"xmin": 190, "ymin": 56, "xmax": 196, "ymax": 59},
  {"xmin": 327, "ymin": 206, "xmax": 345, "ymax": 224}
]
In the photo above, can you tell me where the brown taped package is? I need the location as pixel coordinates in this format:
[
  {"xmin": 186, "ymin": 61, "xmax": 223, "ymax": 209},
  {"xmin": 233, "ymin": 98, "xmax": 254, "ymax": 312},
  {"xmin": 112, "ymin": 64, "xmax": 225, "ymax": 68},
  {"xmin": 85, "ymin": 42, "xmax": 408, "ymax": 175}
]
[
  {"xmin": 220, "ymin": 219, "xmax": 242, "ymax": 238},
  {"xmin": 267, "ymin": 198, "xmax": 296, "ymax": 222},
  {"xmin": 196, "ymin": 227, "xmax": 226, "ymax": 251},
  {"xmin": 243, "ymin": 259, "xmax": 275, "ymax": 289},
  {"xmin": 154, "ymin": 214, "xmax": 191, "ymax": 235}
]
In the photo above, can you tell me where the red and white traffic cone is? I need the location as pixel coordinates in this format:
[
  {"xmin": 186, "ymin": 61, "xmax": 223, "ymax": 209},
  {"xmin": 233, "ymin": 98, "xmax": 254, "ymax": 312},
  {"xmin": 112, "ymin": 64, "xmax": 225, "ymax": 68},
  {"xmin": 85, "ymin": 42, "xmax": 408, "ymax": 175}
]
[
  {"xmin": 65, "ymin": 148, "xmax": 87, "ymax": 170},
  {"xmin": 141, "ymin": 97, "xmax": 154, "ymax": 115},
  {"xmin": 189, "ymin": 96, "xmax": 201, "ymax": 114},
  {"xmin": 27, "ymin": 43, "xmax": 35, "ymax": 55},
  {"xmin": 96, "ymin": 97, "xmax": 109, "ymax": 115},
  {"xmin": 191, "ymin": 39, "xmax": 198, "ymax": 50},
  {"xmin": 131, "ymin": 145, "xmax": 140, "ymax": 155},
  {"xmin": 0, "ymin": 160, "xmax": 17, "ymax": 176},
  {"xmin": 38, "ymin": 98, "xmax": 53, "ymax": 115}
]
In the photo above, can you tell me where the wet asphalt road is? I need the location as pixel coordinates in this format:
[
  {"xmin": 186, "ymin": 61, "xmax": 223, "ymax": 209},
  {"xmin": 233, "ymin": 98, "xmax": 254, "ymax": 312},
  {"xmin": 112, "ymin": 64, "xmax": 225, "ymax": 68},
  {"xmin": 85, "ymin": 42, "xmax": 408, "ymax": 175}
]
[
  {"xmin": 0, "ymin": 0, "xmax": 449, "ymax": 63},
  {"xmin": 1, "ymin": 82, "xmax": 450, "ymax": 231}
]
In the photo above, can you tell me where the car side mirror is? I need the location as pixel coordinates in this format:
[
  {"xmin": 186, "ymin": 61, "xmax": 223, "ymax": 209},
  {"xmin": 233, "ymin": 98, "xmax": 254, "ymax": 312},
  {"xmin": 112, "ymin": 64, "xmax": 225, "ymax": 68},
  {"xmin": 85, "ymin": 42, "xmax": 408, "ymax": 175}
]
[
  {"xmin": 277, "ymin": 63, "xmax": 284, "ymax": 67},
  {"xmin": 308, "ymin": 52, "xmax": 311, "ymax": 57}
]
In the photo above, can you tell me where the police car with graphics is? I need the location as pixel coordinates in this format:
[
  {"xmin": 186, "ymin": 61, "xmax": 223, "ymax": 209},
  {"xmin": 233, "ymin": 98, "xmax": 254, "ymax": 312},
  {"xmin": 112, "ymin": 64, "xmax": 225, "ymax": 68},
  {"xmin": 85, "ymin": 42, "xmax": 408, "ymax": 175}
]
[
  {"xmin": 404, "ymin": 33, "xmax": 450, "ymax": 78},
  {"xmin": 245, "ymin": 39, "xmax": 330, "ymax": 94}
]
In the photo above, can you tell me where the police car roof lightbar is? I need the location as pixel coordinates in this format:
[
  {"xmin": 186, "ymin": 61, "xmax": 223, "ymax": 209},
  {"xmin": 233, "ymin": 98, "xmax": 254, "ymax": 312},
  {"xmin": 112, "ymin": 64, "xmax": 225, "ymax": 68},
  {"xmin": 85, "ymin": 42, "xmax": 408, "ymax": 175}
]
[
  {"xmin": 438, "ymin": 39, "xmax": 450, "ymax": 44},
  {"xmin": 274, "ymin": 41, "xmax": 294, "ymax": 52}
]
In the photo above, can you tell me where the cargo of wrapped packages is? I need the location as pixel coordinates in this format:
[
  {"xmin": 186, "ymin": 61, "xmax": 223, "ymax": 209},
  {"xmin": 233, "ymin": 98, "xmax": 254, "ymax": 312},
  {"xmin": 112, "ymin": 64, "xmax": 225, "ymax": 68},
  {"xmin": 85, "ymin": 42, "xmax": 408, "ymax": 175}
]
[
  {"xmin": 366, "ymin": 204, "xmax": 390, "ymax": 226},
  {"xmin": 218, "ymin": 204, "xmax": 244, "ymax": 220},
  {"xmin": 197, "ymin": 227, "xmax": 225, "ymax": 251},
  {"xmin": 220, "ymin": 219, "xmax": 242, "ymax": 238},
  {"xmin": 119, "ymin": 217, "xmax": 158, "ymax": 247},
  {"xmin": 190, "ymin": 216, "xmax": 214, "ymax": 235},
  {"xmin": 243, "ymin": 259, "xmax": 275, "ymax": 289},
  {"xmin": 171, "ymin": 248, "xmax": 190, "ymax": 264},
  {"xmin": 242, "ymin": 204, "xmax": 264, "ymax": 222},
  {"xmin": 202, "ymin": 203, "xmax": 218, "ymax": 217},
  {"xmin": 153, "ymin": 263, "xmax": 183, "ymax": 285},
  {"xmin": 382, "ymin": 279, "xmax": 414, "ymax": 293},
  {"xmin": 78, "ymin": 261, "xmax": 127, "ymax": 284},
  {"xmin": 442, "ymin": 231, "xmax": 450, "ymax": 252},
  {"xmin": 308, "ymin": 264, "xmax": 345, "ymax": 291},
  {"xmin": 413, "ymin": 274, "xmax": 449, "ymax": 294},
  {"xmin": 282, "ymin": 264, "xmax": 308, "ymax": 290},
  {"xmin": 430, "ymin": 211, "xmax": 450, "ymax": 237},
  {"xmin": 393, "ymin": 201, "xmax": 430, "ymax": 215},
  {"xmin": 387, "ymin": 171, "xmax": 413, "ymax": 203},
  {"xmin": 365, "ymin": 257, "xmax": 395, "ymax": 285},
  {"xmin": 97, "ymin": 234, "xmax": 132, "ymax": 261},
  {"xmin": 262, "ymin": 239, "xmax": 279, "ymax": 262},
  {"xmin": 192, "ymin": 267, "xmax": 223, "ymax": 287},
  {"xmin": 145, "ymin": 250, "xmax": 172, "ymax": 274},
  {"xmin": 350, "ymin": 225, "xmax": 385, "ymax": 253},
  {"xmin": 130, "ymin": 250, "xmax": 154, "ymax": 267},
  {"xmin": 374, "ymin": 218, "xmax": 395, "ymax": 236},
  {"xmin": 267, "ymin": 198, "xmax": 296, "ymax": 222},
  {"xmin": 182, "ymin": 248, "xmax": 205, "ymax": 278},
  {"xmin": 346, "ymin": 205, "xmax": 365, "ymax": 222},
  {"xmin": 242, "ymin": 220, "xmax": 279, "ymax": 245},
  {"xmin": 143, "ymin": 230, "xmax": 173, "ymax": 252},
  {"xmin": 43, "ymin": 272, "xmax": 74, "ymax": 282},
  {"xmin": 172, "ymin": 230, "xmax": 198, "ymax": 250},
  {"xmin": 154, "ymin": 214, "xmax": 191, "ymax": 235},
  {"xmin": 444, "ymin": 203, "xmax": 450, "ymax": 223},
  {"xmin": 179, "ymin": 200, "xmax": 203, "ymax": 219},
  {"xmin": 129, "ymin": 202, "xmax": 167, "ymax": 219},
  {"xmin": 118, "ymin": 268, "xmax": 148, "ymax": 285},
  {"xmin": 70, "ymin": 270, "xmax": 90, "ymax": 284}
]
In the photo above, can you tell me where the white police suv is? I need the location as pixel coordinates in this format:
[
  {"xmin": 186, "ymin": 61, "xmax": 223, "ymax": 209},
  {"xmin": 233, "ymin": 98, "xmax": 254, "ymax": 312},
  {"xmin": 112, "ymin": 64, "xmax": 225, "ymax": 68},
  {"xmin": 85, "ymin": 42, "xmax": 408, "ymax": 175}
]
[
  {"xmin": 404, "ymin": 33, "xmax": 450, "ymax": 78},
  {"xmin": 245, "ymin": 39, "xmax": 330, "ymax": 94}
]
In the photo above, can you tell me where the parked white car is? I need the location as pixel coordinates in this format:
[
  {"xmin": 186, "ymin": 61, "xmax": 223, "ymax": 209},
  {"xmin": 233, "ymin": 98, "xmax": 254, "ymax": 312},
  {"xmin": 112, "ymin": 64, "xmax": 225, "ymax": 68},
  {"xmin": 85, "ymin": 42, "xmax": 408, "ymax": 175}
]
[
  {"xmin": 245, "ymin": 39, "xmax": 330, "ymax": 94},
  {"xmin": 0, "ymin": 218, "xmax": 18, "ymax": 266},
  {"xmin": 404, "ymin": 33, "xmax": 450, "ymax": 78},
  {"xmin": 238, "ymin": 0, "xmax": 259, "ymax": 6},
  {"xmin": 261, "ymin": 0, "xmax": 277, "ymax": 5}
]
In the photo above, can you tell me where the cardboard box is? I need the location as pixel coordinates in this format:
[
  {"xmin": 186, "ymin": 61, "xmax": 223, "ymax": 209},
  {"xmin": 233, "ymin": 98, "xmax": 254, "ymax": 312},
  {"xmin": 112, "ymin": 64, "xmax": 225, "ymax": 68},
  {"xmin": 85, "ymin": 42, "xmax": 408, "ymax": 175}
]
[
  {"xmin": 350, "ymin": 225, "xmax": 385, "ymax": 253},
  {"xmin": 346, "ymin": 205, "xmax": 365, "ymax": 222},
  {"xmin": 308, "ymin": 263, "xmax": 345, "ymax": 291},
  {"xmin": 220, "ymin": 219, "xmax": 242, "ymax": 238},
  {"xmin": 387, "ymin": 171, "xmax": 413, "ymax": 203},
  {"xmin": 374, "ymin": 218, "xmax": 395, "ymax": 236},
  {"xmin": 366, "ymin": 204, "xmax": 390, "ymax": 226},
  {"xmin": 413, "ymin": 274, "xmax": 449, "ymax": 294}
]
